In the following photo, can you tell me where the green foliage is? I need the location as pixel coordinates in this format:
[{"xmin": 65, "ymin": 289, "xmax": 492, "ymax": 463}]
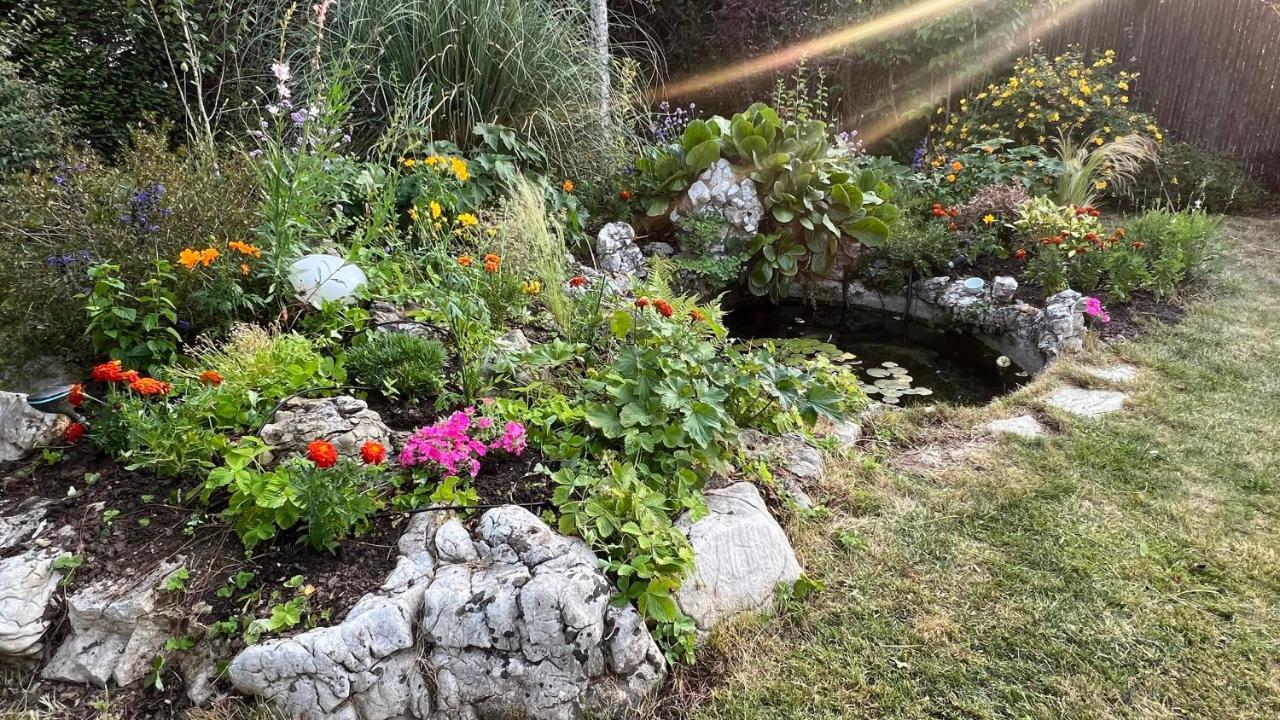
[
  {"xmin": 2, "ymin": 2, "xmax": 180, "ymax": 153},
  {"xmin": 917, "ymin": 139, "xmax": 1060, "ymax": 204},
  {"xmin": 770, "ymin": 59, "xmax": 832, "ymax": 124},
  {"xmin": 1121, "ymin": 141, "xmax": 1271, "ymax": 214},
  {"xmin": 84, "ymin": 261, "xmax": 182, "ymax": 372},
  {"xmin": 491, "ymin": 176, "xmax": 575, "ymax": 332},
  {"xmin": 0, "ymin": 128, "xmax": 259, "ymax": 364},
  {"xmin": 1103, "ymin": 210, "xmax": 1222, "ymax": 301},
  {"xmin": 1013, "ymin": 196, "xmax": 1109, "ymax": 294},
  {"xmin": 552, "ymin": 461, "xmax": 699, "ymax": 663},
  {"xmin": 931, "ymin": 48, "xmax": 1162, "ymax": 155},
  {"xmin": 204, "ymin": 437, "xmax": 384, "ymax": 552},
  {"xmin": 346, "ymin": 332, "xmax": 447, "ymax": 400},
  {"xmin": 0, "ymin": 57, "xmax": 66, "ymax": 178},
  {"xmin": 88, "ymin": 389, "xmax": 226, "ymax": 478},
  {"xmin": 855, "ymin": 198, "xmax": 960, "ymax": 291},
  {"xmin": 635, "ymin": 103, "xmax": 898, "ymax": 300}
]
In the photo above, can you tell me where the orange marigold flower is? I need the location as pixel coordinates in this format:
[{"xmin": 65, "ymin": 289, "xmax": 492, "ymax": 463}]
[
  {"xmin": 635, "ymin": 296, "xmax": 650, "ymax": 308},
  {"xmin": 1130, "ymin": 241, "xmax": 1146, "ymax": 250},
  {"xmin": 619, "ymin": 189, "xmax": 632, "ymax": 201},
  {"xmin": 562, "ymin": 179, "xmax": 575, "ymax": 193},
  {"xmin": 483, "ymin": 253, "xmax": 500, "ymax": 263},
  {"xmin": 360, "ymin": 440, "xmax": 387, "ymax": 465},
  {"xmin": 307, "ymin": 439, "xmax": 339, "ymax": 469},
  {"xmin": 241, "ymin": 263, "xmax": 251, "ymax": 276},
  {"xmin": 227, "ymin": 240, "xmax": 262, "ymax": 258},
  {"xmin": 91, "ymin": 360, "xmax": 126, "ymax": 383},
  {"xmin": 458, "ymin": 255, "xmax": 473, "ymax": 267},
  {"xmin": 569, "ymin": 275, "xmax": 587, "ymax": 288},
  {"xmin": 63, "ymin": 422, "xmax": 86, "ymax": 444},
  {"xmin": 1014, "ymin": 248, "xmax": 1028, "ymax": 260},
  {"xmin": 198, "ymin": 248, "xmax": 219, "ymax": 266},
  {"xmin": 118, "ymin": 369, "xmax": 140, "ymax": 384},
  {"xmin": 689, "ymin": 308, "xmax": 706, "ymax": 322},
  {"xmin": 951, "ymin": 161, "xmax": 964, "ymax": 172},
  {"xmin": 654, "ymin": 299, "xmax": 674, "ymax": 318},
  {"xmin": 179, "ymin": 248, "xmax": 203, "ymax": 270},
  {"xmin": 68, "ymin": 384, "xmax": 85, "ymax": 407},
  {"xmin": 483, "ymin": 260, "xmax": 499, "ymax": 273},
  {"xmin": 198, "ymin": 370, "xmax": 223, "ymax": 386},
  {"xmin": 129, "ymin": 377, "xmax": 171, "ymax": 396}
]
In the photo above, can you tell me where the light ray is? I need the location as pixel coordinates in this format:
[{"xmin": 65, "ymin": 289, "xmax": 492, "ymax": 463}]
[
  {"xmin": 657, "ymin": 0, "xmax": 1000, "ymax": 100},
  {"xmin": 854, "ymin": 0, "xmax": 1113, "ymax": 147}
]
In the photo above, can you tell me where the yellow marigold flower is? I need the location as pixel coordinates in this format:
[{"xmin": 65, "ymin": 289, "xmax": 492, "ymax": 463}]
[
  {"xmin": 1120, "ymin": 95, "xmax": 1129, "ymax": 104},
  {"xmin": 457, "ymin": 212, "xmax": 479, "ymax": 227},
  {"xmin": 1068, "ymin": 69, "xmax": 1079, "ymax": 78},
  {"xmin": 521, "ymin": 280, "xmax": 541, "ymax": 295},
  {"xmin": 402, "ymin": 157, "xmax": 417, "ymax": 169},
  {"xmin": 945, "ymin": 174, "xmax": 957, "ymax": 183},
  {"xmin": 450, "ymin": 157, "xmax": 469, "ymax": 182},
  {"xmin": 1118, "ymin": 81, "xmax": 1129, "ymax": 90},
  {"xmin": 1094, "ymin": 137, "xmax": 1105, "ymax": 146},
  {"xmin": 424, "ymin": 155, "xmax": 441, "ymax": 167},
  {"xmin": 179, "ymin": 248, "xmax": 203, "ymax": 269},
  {"xmin": 1095, "ymin": 180, "xmax": 1108, "ymax": 190},
  {"xmin": 562, "ymin": 179, "xmax": 575, "ymax": 193},
  {"xmin": 983, "ymin": 214, "xmax": 996, "ymax": 225},
  {"xmin": 430, "ymin": 201, "xmax": 442, "ymax": 219},
  {"xmin": 951, "ymin": 161, "xmax": 963, "ymax": 172}
]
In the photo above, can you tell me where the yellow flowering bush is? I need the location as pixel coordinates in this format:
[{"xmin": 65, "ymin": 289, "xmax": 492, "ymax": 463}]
[{"xmin": 931, "ymin": 48, "xmax": 1163, "ymax": 155}]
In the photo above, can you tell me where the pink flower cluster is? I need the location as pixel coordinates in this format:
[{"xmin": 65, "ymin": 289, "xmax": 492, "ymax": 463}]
[
  {"xmin": 398, "ymin": 407, "xmax": 526, "ymax": 477},
  {"xmin": 1084, "ymin": 296, "xmax": 1112, "ymax": 323}
]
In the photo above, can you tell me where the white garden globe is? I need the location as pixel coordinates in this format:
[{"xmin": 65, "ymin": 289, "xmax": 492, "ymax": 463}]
[{"xmin": 288, "ymin": 254, "xmax": 367, "ymax": 309}]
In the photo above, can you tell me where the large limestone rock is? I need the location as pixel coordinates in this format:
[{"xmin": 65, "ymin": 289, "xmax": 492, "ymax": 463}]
[
  {"xmin": 0, "ymin": 391, "xmax": 68, "ymax": 462},
  {"xmin": 739, "ymin": 429, "xmax": 825, "ymax": 509},
  {"xmin": 230, "ymin": 508, "xmax": 666, "ymax": 720},
  {"xmin": 595, "ymin": 222, "xmax": 645, "ymax": 276},
  {"xmin": 1045, "ymin": 385, "xmax": 1127, "ymax": 418},
  {"xmin": 0, "ymin": 550, "xmax": 62, "ymax": 658},
  {"xmin": 259, "ymin": 395, "xmax": 392, "ymax": 464},
  {"xmin": 42, "ymin": 561, "xmax": 185, "ymax": 686},
  {"xmin": 675, "ymin": 483, "xmax": 803, "ymax": 632},
  {"xmin": 671, "ymin": 159, "xmax": 764, "ymax": 247}
]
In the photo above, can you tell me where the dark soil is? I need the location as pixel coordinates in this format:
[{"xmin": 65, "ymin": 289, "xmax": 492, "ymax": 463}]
[
  {"xmin": 364, "ymin": 393, "xmax": 440, "ymax": 432},
  {"xmin": 0, "ymin": 435, "xmax": 556, "ymax": 718}
]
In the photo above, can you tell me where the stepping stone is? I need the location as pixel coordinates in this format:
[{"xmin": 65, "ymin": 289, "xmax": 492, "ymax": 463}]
[
  {"xmin": 1044, "ymin": 386, "xmax": 1127, "ymax": 418},
  {"xmin": 1083, "ymin": 363, "xmax": 1138, "ymax": 384},
  {"xmin": 983, "ymin": 414, "xmax": 1048, "ymax": 439}
]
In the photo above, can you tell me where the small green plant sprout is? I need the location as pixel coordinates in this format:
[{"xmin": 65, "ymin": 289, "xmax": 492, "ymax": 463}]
[
  {"xmin": 162, "ymin": 566, "xmax": 190, "ymax": 593},
  {"xmin": 53, "ymin": 554, "xmax": 85, "ymax": 585},
  {"xmin": 101, "ymin": 508, "xmax": 121, "ymax": 527}
]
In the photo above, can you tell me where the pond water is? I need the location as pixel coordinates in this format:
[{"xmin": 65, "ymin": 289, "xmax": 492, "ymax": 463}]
[{"xmin": 727, "ymin": 302, "xmax": 1027, "ymax": 406}]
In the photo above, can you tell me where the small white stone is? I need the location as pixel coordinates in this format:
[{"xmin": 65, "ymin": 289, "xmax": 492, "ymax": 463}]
[
  {"xmin": 1045, "ymin": 386, "xmax": 1128, "ymax": 418},
  {"xmin": 983, "ymin": 415, "xmax": 1048, "ymax": 439}
]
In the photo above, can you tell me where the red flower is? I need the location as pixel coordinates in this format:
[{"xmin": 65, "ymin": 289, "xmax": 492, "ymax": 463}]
[
  {"xmin": 1130, "ymin": 241, "xmax": 1146, "ymax": 250},
  {"xmin": 634, "ymin": 296, "xmax": 650, "ymax": 308},
  {"xmin": 119, "ymin": 369, "xmax": 141, "ymax": 384},
  {"xmin": 619, "ymin": 189, "xmax": 632, "ymax": 201},
  {"xmin": 569, "ymin": 275, "xmax": 587, "ymax": 288},
  {"xmin": 91, "ymin": 360, "xmax": 126, "ymax": 383},
  {"xmin": 199, "ymin": 370, "xmax": 223, "ymax": 386},
  {"xmin": 1014, "ymin": 248, "xmax": 1027, "ymax": 260},
  {"xmin": 360, "ymin": 440, "xmax": 387, "ymax": 465},
  {"xmin": 69, "ymin": 384, "xmax": 84, "ymax": 408},
  {"xmin": 654, "ymin": 299, "xmax": 674, "ymax": 318},
  {"xmin": 307, "ymin": 440, "xmax": 339, "ymax": 469},
  {"xmin": 63, "ymin": 422, "xmax": 85, "ymax": 444},
  {"xmin": 689, "ymin": 309, "xmax": 706, "ymax": 322},
  {"xmin": 129, "ymin": 377, "xmax": 171, "ymax": 396},
  {"xmin": 931, "ymin": 208, "xmax": 946, "ymax": 218},
  {"xmin": 947, "ymin": 207, "xmax": 959, "ymax": 218}
]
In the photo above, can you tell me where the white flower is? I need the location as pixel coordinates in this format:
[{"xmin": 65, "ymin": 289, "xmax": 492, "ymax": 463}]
[
  {"xmin": 271, "ymin": 62, "xmax": 292, "ymax": 82},
  {"xmin": 266, "ymin": 104, "xmax": 280, "ymax": 116}
]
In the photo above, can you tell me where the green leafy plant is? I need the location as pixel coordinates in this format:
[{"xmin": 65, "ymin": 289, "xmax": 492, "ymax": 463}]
[
  {"xmin": 84, "ymin": 260, "xmax": 181, "ymax": 372},
  {"xmin": 1053, "ymin": 133, "xmax": 1158, "ymax": 208},
  {"xmin": 552, "ymin": 461, "xmax": 699, "ymax": 664},
  {"xmin": 634, "ymin": 103, "xmax": 899, "ymax": 300},
  {"xmin": 1120, "ymin": 141, "xmax": 1271, "ymax": 213},
  {"xmin": 346, "ymin": 332, "xmax": 446, "ymax": 400}
]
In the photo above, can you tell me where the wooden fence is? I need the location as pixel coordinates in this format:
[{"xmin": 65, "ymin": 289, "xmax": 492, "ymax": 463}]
[{"xmin": 1037, "ymin": 0, "xmax": 1280, "ymax": 184}]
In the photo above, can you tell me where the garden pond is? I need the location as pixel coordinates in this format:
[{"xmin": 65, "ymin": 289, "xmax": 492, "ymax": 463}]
[{"xmin": 727, "ymin": 302, "xmax": 1028, "ymax": 406}]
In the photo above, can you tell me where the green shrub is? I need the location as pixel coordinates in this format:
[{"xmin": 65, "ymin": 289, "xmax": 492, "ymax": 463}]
[
  {"xmin": 0, "ymin": 129, "xmax": 259, "ymax": 364},
  {"xmin": 856, "ymin": 196, "xmax": 961, "ymax": 290},
  {"xmin": 918, "ymin": 138, "xmax": 1060, "ymax": 204},
  {"xmin": 346, "ymin": 332, "xmax": 447, "ymax": 399},
  {"xmin": 1105, "ymin": 209, "xmax": 1222, "ymax": 300},
  {"xmin": 1121, "ymin": 142, "xmax": 1270, "ymax": 213},
  {"xmin": 0, "ymin": 57, "xmax": 65, "ymax": 178},
  {"xmin": 931, "ymin": 48, "xmax": 1162, "ymax": 155}
]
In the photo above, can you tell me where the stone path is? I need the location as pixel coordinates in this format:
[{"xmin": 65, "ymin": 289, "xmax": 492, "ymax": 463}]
[
  {"xmin": 1044, "ymin": 386, "xmax": 1128, "ymax": 418},
  {"xmin": 983, "ymin": 414, "xmax": 1049, "ymax": 438},
  {"xmin": 1081, "ymin": 363, "xmax": 1139, "ymax": 384}
]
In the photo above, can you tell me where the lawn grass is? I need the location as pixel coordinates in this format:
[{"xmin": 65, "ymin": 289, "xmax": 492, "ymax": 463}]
[{"xmin": 661, "ymin": 216, "xmax": 1280, "ymax": 719}]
